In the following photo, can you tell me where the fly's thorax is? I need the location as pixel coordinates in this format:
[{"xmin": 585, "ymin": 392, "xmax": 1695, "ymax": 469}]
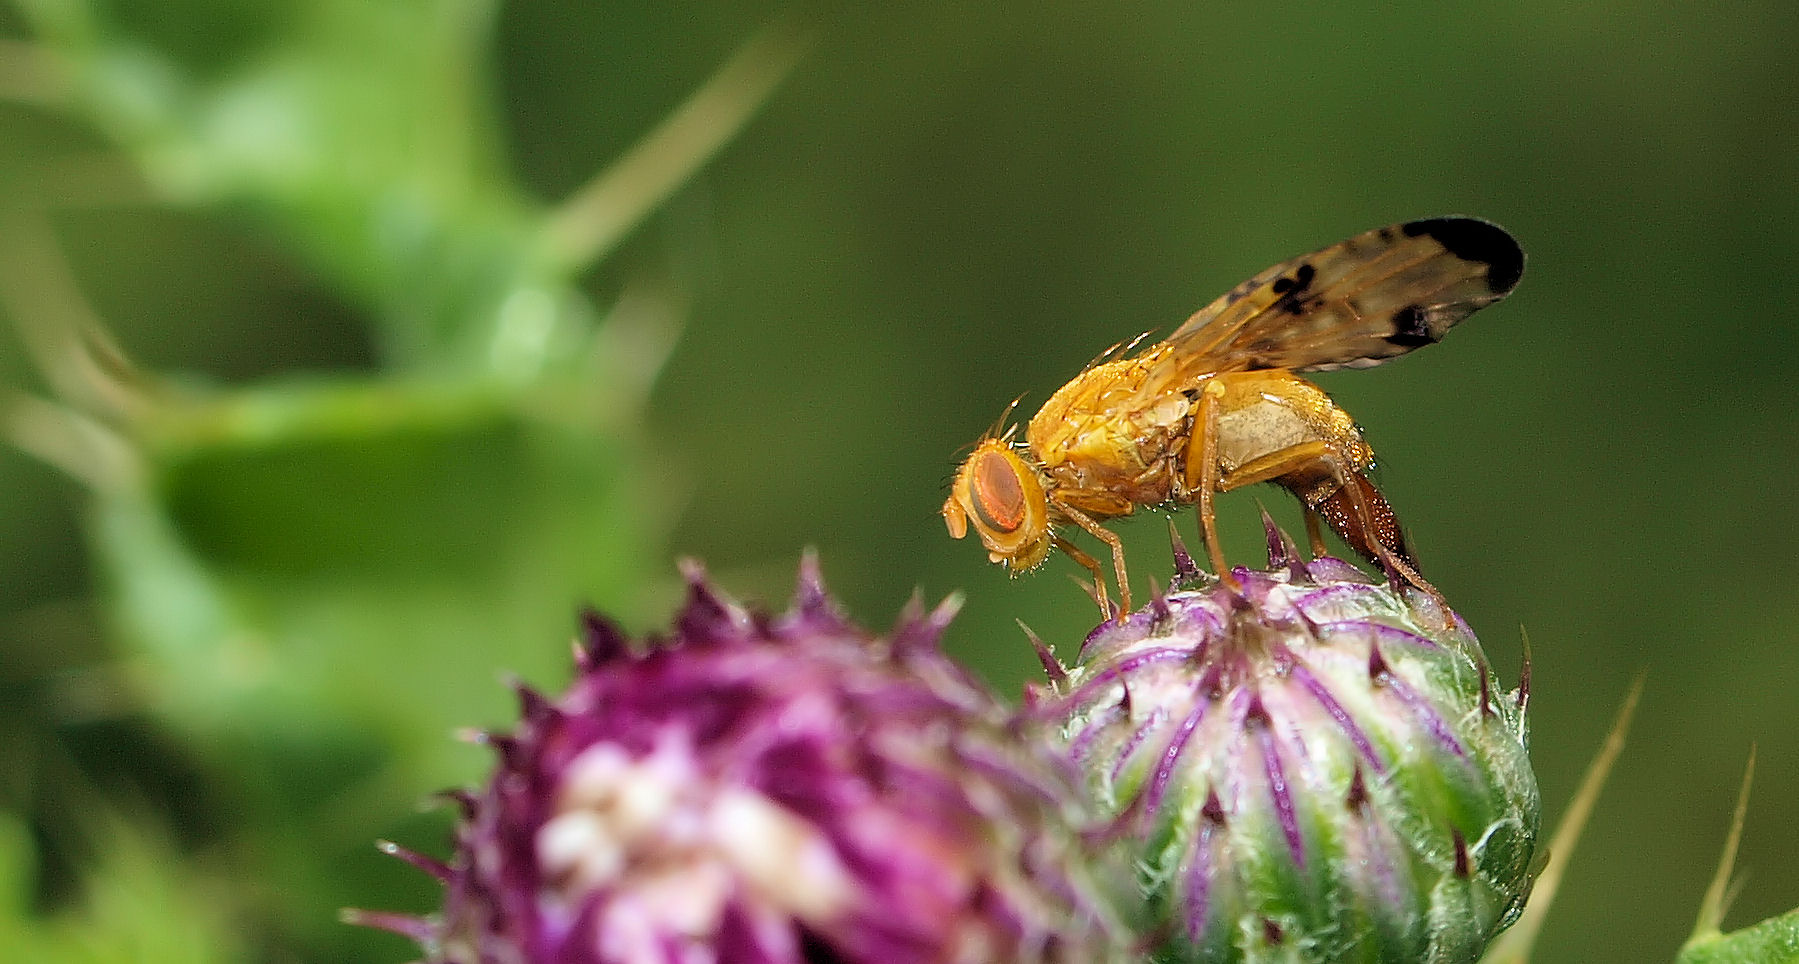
[
  {"xmin": 1213, "ymin": 371, "xmax": 1371, "ymax": 478},
  {"xmin": 1026, "ymin": 357, "xmax": 1192, "ymax": 483},
  {"xmin": 1027, "ymin": 359, "xmax": 1140, "ymax": 457}
]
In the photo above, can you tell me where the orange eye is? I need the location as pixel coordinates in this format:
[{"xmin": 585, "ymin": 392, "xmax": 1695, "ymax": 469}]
[{"xmin": 971, "ymin": 450, "xmax": 1027, "ymax": 533}]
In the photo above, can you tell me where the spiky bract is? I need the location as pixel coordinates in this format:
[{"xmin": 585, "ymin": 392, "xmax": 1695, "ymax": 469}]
[
  {"xmin": 362, "ymin": 557, "xmax": 1133, "ymax": 964},
  {"xmin": 1042, "ymin": 525, "xmax": 1538, "ymax": 963}
]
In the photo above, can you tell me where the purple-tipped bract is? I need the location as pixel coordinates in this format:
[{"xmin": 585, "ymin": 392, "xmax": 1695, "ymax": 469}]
[
  {"xmin": 361, "ymin": 555, "xmax": 1132, "ymax": 964},
  {"xmin": 1041, "ymin": 521, "xmax": 1539, "ymax": 963}
]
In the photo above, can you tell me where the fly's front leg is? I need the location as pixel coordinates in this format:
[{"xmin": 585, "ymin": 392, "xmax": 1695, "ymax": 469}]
[
  {"xmin": 1056, "ymin": 502, "xmax": 1132, "ymax": 619},
  {"xmin": 1052, "ymin": 536, "xmax": 1112, "ymax": 619}
]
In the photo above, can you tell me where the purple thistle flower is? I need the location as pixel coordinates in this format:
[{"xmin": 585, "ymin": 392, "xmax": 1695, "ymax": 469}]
[
  {"xmin": 1040, "ymin": 520, "xmax": 1539, "ymax": 963},
  {"xmin": 353, "ymin": 555, "xmax": 1134, "ymax": 963}
]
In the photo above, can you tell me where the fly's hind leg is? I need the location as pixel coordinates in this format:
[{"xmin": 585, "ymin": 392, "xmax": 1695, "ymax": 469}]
[
  {"xmin": 1209, "ymin": 441, "xmax": 1440, "ymax": 597},
  {"xmin": 1311, "ymin": 471, "xmax": 1418, "ymax": 573},
  {"xmin": 1318, "ymin": 467, "xmax": 1452, "ymax": 625},
  {"xmin": 1323, "ymin": 469, "xmax": 1434, "ymax": 588}
]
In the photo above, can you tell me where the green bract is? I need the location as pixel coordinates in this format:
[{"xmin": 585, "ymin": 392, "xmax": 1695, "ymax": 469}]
[{"xmin": 1040, "ymin": 525, "xmax": 1539, "ymax": 963}]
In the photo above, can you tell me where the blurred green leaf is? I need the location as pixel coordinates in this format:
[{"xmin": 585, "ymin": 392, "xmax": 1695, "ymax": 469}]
[
  {"xmin": 4, "ymin": 1, "xmax": 1799, "ymax": 963},
  {"xmin": 95, "ymin": 375, "xmax": 657, "ymax": 780},
  {"xmin": 0, "ymin": 815, "xmax": 242, "ymax": 964},
  {"xmin": 3, "ymin": 0, "xmax": 784, "ymax": 954}
]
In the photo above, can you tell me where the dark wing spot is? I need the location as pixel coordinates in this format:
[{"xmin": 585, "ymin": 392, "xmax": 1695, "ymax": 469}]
[
  {"xmin": 1270, "ymin": 263, "xmax": 1317, "ymax": 313},
  {"xmin": 1387, "ymin": 305, "xmax": 1436, "ymax": 347},
  {"xmin": 1269, "ymin": 263, "xmax": 1315, "ymax": 296},
  {"xmin": 1223, "ymin": 279, "xmax": 1257, "ymax": 306},
  {"xmin": 1401, "ymin": 217, "xmax": 1525, "ymax": 294}
]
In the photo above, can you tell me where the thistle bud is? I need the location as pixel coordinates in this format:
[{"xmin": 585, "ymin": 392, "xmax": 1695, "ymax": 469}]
[
  {"xmin": 355, "ymin": 556, "xmax": 1133, "ymax": 963},
  {"xmin": 1045, "ymin": 522, "xmax": 1538, "ymax": 963}
]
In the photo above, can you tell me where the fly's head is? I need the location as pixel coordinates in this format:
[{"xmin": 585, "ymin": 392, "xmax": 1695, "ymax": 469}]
[{"xmin": 943, "ymin": 437, "xmax": 1052, "ymax": 573}]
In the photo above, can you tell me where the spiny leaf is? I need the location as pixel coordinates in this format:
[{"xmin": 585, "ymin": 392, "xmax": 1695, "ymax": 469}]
[
  {"xmin": 1672, "ymin": 750, "xmax": 1799, "ymax": 964},
  {"xmin": 1480, "ymin": 675, "xmax": 1643, "ymax": 964},
  {"xmin": 1675, "ymin": 908, "xmax": 1799, "ymax": 964}
]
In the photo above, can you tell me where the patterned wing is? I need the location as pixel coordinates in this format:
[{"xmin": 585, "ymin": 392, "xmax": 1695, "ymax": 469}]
[{"xmin": 1150, "ymin": 217, "xmax": 1524, "ymax": 374}]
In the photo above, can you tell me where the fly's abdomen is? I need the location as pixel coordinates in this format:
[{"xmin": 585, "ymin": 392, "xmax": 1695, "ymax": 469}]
[{"xmin": 1213, "ymin": 372, "xmax": 1371, "ymax": 479}]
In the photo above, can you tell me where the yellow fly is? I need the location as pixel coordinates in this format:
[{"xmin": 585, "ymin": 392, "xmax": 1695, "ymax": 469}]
[{"xmin": 943, "ymin": 217, "xmax": 1524, "ymax": 617}]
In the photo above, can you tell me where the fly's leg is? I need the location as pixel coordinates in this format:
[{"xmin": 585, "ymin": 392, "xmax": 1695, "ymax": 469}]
[
  {"xmin": 1212, "ymin": 442, "xmax": 1440, "ymax": 600},
  {"xmin": 1312, "ymin": 471, "xmax": 1417, "ymax": 571},
  {"xmin": 1052, "ymin": 536, "xmax": 1113, "ymax": 620},
  {"xmin": 1184, "ymin": 381, "xmax": 1233, "ymax": 585},
  {"xmin": 1302, "ymin": 506, "xmax": 1329, "ymax": 558},
  {"xmin": 1057, "ymin": 502, "xmax": 1132, "ymax": 619},
  {"xmin": 1323, "ymin": 466, "xmax": 1446, "ymax": 616}
]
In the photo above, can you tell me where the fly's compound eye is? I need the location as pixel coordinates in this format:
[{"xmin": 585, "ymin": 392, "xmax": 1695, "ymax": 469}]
[{"xmin": 970, "ymin": 449, "xmax": 1027, "ymax": 534}]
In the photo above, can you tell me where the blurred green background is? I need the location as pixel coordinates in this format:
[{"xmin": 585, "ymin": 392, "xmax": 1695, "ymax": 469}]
[{"xmin": 2, "ymin": 1, "xmax": 1795, "ymax": 962}]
